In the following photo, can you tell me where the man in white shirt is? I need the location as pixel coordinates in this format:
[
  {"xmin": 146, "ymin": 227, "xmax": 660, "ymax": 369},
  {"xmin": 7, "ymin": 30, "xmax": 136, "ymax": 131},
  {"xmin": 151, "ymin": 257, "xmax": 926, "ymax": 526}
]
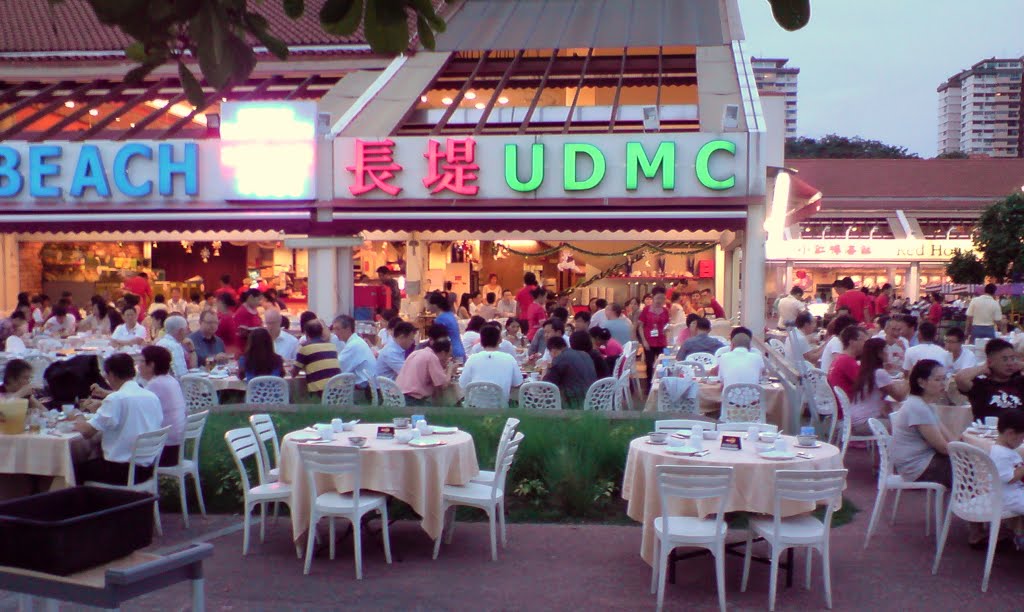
[
  {"xmin": 42, "ymin": 305, "xmax": 76, "ymax": 338},
  {"xmin": 156, "ymin": 315, "xmax": 191, "ymax": 378},
  {"xmin": 902, "ymin": 322, "xmax": 952, "ymax": 372},
  {"xmin": 72, "ymin": 353, "xmax": 164, "ymax": 485},
  {"xmin": 944, "ymin": 327, "xmax": 978, "ymax": 373},
  {"xmin": 459, "ymin": 325, "xmax": 523, "ymax": 404},
  {"xmin": 497, "ymin": 290, "xmax": 519, "ymax": 318},
  {"xmin": 166, "ymin": 287, "xmax": 188, "ymax": 314},
  {"xmin": 111, "ymin": 306, "xmax": 149, "ymax": 348},
  {"xmin": 776, "ymin": 286, "xmax": 807, "ymax": 329},
  {"xmin": 879, "ymin": 316, "xmax": 910, "ymax": 375},
  {"xmin": 784, "ymin": 311, "xmax": 824, "ymax": 366},
  {"xmin": 266, "ymin": 309, "xmax": 299, "ymax": 361},
  {"xmin": 332, "ymin": 315, "xmax": 375, "ymax": 389},
  {"xmin": 588, "ymin": 299, "xmax": 608, "ymax": 329},
  {"xmin": 714, "ymin": 330, "xmax": 765, "ymax": 388},
  {"xmin": 966, "ymin": 283, "xmax": 1003, "ymax": 341}
]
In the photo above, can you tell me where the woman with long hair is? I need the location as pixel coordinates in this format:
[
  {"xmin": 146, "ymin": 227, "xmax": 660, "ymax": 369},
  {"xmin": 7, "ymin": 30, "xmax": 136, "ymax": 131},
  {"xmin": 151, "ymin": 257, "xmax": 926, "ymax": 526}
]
[
  {"xmin": 845, "ymin": 337, "xmax": 907, "ymax": 434},
  {"xmin": 624, "ymin": 297, "xmax": 641, "ymax": 326},
  {"xmin": 237, "ymin": 328, "xmax": 284, "ymax": 381},
  {"xmin": 456, "ymin": 293, "xmax": 472, "ymax": 320},
  {"xmin": 890, "ymin": 359, "xmax": 955, "ymax": 490}
]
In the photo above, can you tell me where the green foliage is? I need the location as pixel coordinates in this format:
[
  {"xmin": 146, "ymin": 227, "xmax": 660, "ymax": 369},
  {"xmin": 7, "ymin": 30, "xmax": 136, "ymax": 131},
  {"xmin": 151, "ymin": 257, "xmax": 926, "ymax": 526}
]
[
  {"xmin": 946, "ymin": 249, "xmax": 986, "ymax": 284},
  {"xmin": 768, "ymin": 0, "xmax": 810, "ymax": 31},
  {"xmin": 973, "ymin": 192, "xmax": 1024, "ymax": 282},
  {"xmin": 785, "ymin": 134, "xmax": 919, "ymax": 159},
  {"xmin": 935, "ymin": 150, "xmax": 970, "ymax": 159}
]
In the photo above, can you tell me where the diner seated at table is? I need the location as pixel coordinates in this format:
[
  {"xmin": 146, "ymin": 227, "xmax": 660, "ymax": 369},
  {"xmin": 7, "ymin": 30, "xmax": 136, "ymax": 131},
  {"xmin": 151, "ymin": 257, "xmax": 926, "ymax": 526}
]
[
  {"xmin": 944, "ymin": 327, "xmax": 978, "ymax": 373},
  {"xmin": 147, "ymin": 308, "xmax": 168, "ymax": 341},
  {"xmin": 5, "ymin": 312, "xmax": 28, "ymax": 353},
  {"xmin": 468, "ymin": 322, "xmax": 518, "ymax": 357},
  {"xmin": 876, "ymin": 315, "xmax": 910, "ymax": 375},
  {"xmin": 834, "ymin": 338, "xmax": 907, "ymax": 434},
  {"xmin": 297, "ymin": 310, "xmax": 344, "ymax": 353},
  {"xmin": 30, "ymin": 294, "xmax": 49, "ymax": 327},
  {"xmin": 376, "ymin": 321, "xmax": 416, "ymax": 380},
  {"xmin": 478, "ymin": 292, "xmax": 499, "ymax": 320},
  {"xmin": 820, "ymin": 314, "xmax": 856, "ymax": 375},
  {"xmin": 147, "ymin": 294, "xmax": 168, "ymax": 315},
  {"xmin": 166, "ymin": 287, "xmax": 188, "ymax": 315},
  {"xmin": 395, "ymin": 338, "xmax": 453, "ymax": 406},
  {"xmin": 0, "ymin": 358, "xmax": 44, "ymax": 411},
  {"xmin": 712, "ymin": 330, "xmax": 765, "ymax": 388},
  {"xmin": 902, "ymin": 322, "xmax": 952, "ymax": 373},
  {"xmin": 41, "ymin": 305, "xmax": 76, "ymax": 338},
  {"xmin": 215, "ymin": 293, "xmax": 241, "ymax": 354},
  {"xmin": 375, "ymin": 313, "xmax": 399, "ymax": 347},
  {"xmin": 673, "ymin": 312, "xmax": 700, "ymax": 347},
  {"xmin": 73, "ymin": 354, "xmax": 164, "ymax": 485},
  {"xmin": 497, "ymin": 289, "xmax": 518, "ymax": 318},
  {"xmin": 185, "ymin": 291, "xmax": 205, "ymax": 318},
  {"xmin": 677, "ymin": 317, "xmax": 725, "ymax": 360},
  {"xmin": 189, "ymin": 310, "xmax": 229, "ymax": 366},
  {"xmin": 590, "ymin": 326, "xmax": 621, "ymax": 372},
  {"xmin": 237, "ymin": 328, "xmax": 285, "ymax": 381},
  {"xmin": 890, "ymin": 359, "xmax": 956, "ymax": 491},
  {"xmin": 78, "ymin": 296, "xmax": 115, "ymax": 335},
  {"xmin": 990, "ymin": 408, "xmax": 1024, "ymax": 548},
  {"xmin": 461, "ymin": 316, "xmax": 487, "ymax": 353},
  {"xmin": 784, "ymin": 311, "xmax": 825, "ymax": 366},
  {"xmin": 156, "ymin": 315, "xmax": 193, "ymax": 378},
  {"xmin": 600, "ymin": 302, "xmax": 634, "ymax": 346},
  {"xmin": 542, "ymin": 336, "xmax": 596, "ymax": 409},
  {"xmin": 294, "ymin": 321, "xmax": 342, "ymax": 394},
  {"xmin": 525, "ymin": 287, "xmax": 548, "ymax": 341},
  {"xmin": 572, "ymin": 311, "xmax": 590, "ymax": 335},
  {"xmin": 332, "ymin": 315, "xmax": 375, "ymax": 393},
  {"xmin": 570, "ymin": 330, "xmax": 610, "ymax": 379},
  {"xmin": 503, "ymin": 318, "xmax": 527, "ymax": 349},
  {"xmin": 457, "ymin": 293, "xmax": 473, "ymax": 320},
  {"xmin": 529, "ymin": 318, "xmax": 569, "ymax": 367},
  {"xmin": 826, "ymin": 325, "xmax": 868, "ymax": 413},
  {"xmin": 265, "ymin": 309, "xmax": 298, "ymax": 361},
  {"xmin": 415, "ymin": 323, "xmax": 450, "ymax": 352},
  {"xmin": 954, "ymin": 338, "xmax": 1024, "ymax": 421},
  {"xmin": 111, "ymin": 305, "xmax": 149, "ymax": 348},
  {"xmin": 137, "ymin": 346, "xmax": 187, "ymax": 467},
  {"xmin": 459, "ymin": 325, "xmax": 523, "ymax": 404}
]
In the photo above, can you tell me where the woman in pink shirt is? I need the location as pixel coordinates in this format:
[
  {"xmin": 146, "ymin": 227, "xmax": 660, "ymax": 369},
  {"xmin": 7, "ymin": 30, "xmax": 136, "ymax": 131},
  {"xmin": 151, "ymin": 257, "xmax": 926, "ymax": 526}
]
[
  {"xmin": 138, "ymin": 345, "xmax": 186, "ymax": 466},
  {"xmin": 590, "ymin": 326, "xmax": 622, "ymax": 373},
  {"xmin": 514, "ymin": 272, "xmax": 539, "ymax": 319},
  {"xmin": 525, "ymin": 287, "xmax": 548, "ymax": 341}
]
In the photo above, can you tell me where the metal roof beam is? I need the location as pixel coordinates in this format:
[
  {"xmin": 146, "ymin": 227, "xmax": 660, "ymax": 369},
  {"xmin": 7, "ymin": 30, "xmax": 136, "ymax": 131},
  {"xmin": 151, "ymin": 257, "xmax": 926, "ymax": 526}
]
[
  {"xmin": 0, "ymin": 80, "xmax": 71, "ymax": 124},
  {"xmin": 75, "ymin": 79, "xmax": 172, "ymax": 141},
  {"xmin": 0, "ymin": 80, "xmax": 101, "ymax": 141}
]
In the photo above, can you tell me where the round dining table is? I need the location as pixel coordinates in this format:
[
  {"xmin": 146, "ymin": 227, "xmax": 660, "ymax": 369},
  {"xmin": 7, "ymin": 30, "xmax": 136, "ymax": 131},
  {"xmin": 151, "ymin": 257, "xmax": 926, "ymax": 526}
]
[
  {"xmin": 278, "ymin": 423, "xmax": 479, "ymax": 543},
  {"xmin": 622, "ymin": 432, "xmax": 843, "ymax": 566}
]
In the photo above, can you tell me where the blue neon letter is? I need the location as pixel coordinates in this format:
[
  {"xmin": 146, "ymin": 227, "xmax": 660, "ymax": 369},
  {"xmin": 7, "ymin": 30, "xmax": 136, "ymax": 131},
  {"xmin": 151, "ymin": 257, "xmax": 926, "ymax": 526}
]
[
  {"xmin": 0, "ymin": 147, "xmax": 23, "ymax": 197},
  {"xmin": 29, "ymin": 145, "xmax": 62, "ymax": 198},
  {"xmin": 69, "ymin": 145, "xmax": 111, "ymax": 197},
  {"xmin": 113, "ymin": 144, "xmax": 153, "ymax": 197},
  {"xmin": 158, "ymin": 143, "xmax": 198, "ymax": 196}
]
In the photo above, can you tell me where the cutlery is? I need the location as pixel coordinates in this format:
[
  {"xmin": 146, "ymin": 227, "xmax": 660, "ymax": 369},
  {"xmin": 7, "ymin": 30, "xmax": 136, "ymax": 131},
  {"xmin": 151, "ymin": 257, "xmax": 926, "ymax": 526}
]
[{"xmin": 796, "ymin": 452, "xmax": 813, "ymax": 459}]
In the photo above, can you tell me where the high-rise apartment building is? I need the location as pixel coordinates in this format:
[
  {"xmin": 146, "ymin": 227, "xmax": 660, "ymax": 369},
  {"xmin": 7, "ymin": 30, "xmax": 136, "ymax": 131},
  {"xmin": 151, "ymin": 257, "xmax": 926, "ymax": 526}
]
[
  {"xmin": 937, "ymin": 57, "xmax": 1023, "ymax": 157},
  {"xmin": 751, "ymin": 57, "xmax": 799, "ymax": 138}
]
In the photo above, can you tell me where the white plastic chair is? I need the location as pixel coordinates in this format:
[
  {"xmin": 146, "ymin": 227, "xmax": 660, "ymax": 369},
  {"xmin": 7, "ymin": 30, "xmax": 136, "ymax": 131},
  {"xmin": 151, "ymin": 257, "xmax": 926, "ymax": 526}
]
[
  {"xmin": 464, "ymin": 381, "xmax": 507, "ymax": 409},
  {"xmin": 180, "ymin": 374, "xmax": 219, "ymax": 413},
  {"xmin": 688, "ymin": 351, "xmax": 717, "ymax": 370},
  {"xmin": 741, "ymin": 469, "xmax": 848, "ymax": 611},
  {"xmin": 714, "ymin": 345, "xmax": 731, "ymax": 358},
  {"xmin": 863, "ymin": 418, "xmax": 946, "ymax": 549},
  {"xmin": 614, "ymin": 368, "xmax": 633, "ymax": 411},
  {"xmin": 583, "ymin": 377, "xmax": 617, "ymax": 411},
  {"xmin": 651, "ymin": 465, "xmax": 734, "ymax": 612},
  {"xmin": 833, "ymin": 387, "xmax": 876, "ymax": 458},
  {"xmin": 359, "ymin": 366, "xmax": 379, "ymax": 406},
  {"xmin": 933, "ymin": 441, "xmax": 1022, "ymax": 591},
  {"xmin": 620, "ymin": 341, "xmax": 640, "ymax": 396},
  {"xmin": 831, "ymin": 411, "xmax": 852, "ymax": 465},
  {"xmin": 721, "ymin": 383, "xmax": 766, "ymax": 423},
  {"xmin": 156, "ymin": 411, "xmax": 209, "ymax": 528},
  {"xmin": 470, "ymin": 417, "xmax": 520, "ymax": 487},
  {"xmin": 801, "ymin": 367, "xmax": 831, "ymax": 428},
  {"xmin": 655, "ymin": 419, "xmax": 708, "ymax": 432},
  {"xmin": 249, "ymin": 414, "xmax": 282, "ymax": 482},
  {"xmin": 298, "ymin": 444, "xmax": 392, "ymax": 578},
  {"xmin": 25, "ymin": 354, "xmax": 53, "ymax": 387},
  {"xmin": 656, "ymin": 379, "xmax": 700, "ymax": 414},
  {"xmin": 245, "ymin": 375, "xmax": 290, "ymax": 405},
  {"xmin": 86, "ymin": 426, "xmax": 171, "ymax": 536},
  {"xmin": 767, "ymin": 338, "xmax": 786, "ymax": 356},
  {"xmin": 374, "ymin": 375, "xmax": 407, "ymax": 408},
  {"xmin": 677, "ymin": 360, "xmax": 707, "ymax": 377},
  {"xmin": 518, "ymin": 381, "xmax": 562, "ymax": 410},
  {"xmin": 716, "ymin": 422, "xmax": 779, "ymax": 434},
  {"xmin": 434, "ymin": 432, "xmax": 524, "ymax": 561},
  {"xmin": 223, "ymin": 428, "xmax": 294, "ymax": 556},
  {"xmin": 321, "ymin": 373, "xmax": 357, "ymax": 407}
]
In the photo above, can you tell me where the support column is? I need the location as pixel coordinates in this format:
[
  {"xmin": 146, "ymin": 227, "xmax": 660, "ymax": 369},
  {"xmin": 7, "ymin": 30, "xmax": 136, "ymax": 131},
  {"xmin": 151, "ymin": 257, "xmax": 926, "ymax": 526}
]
[
  {"xmin": 908, "ymin": 262, "xmax": 921, "ymax": 302},
  {"xmin": 722, "ymin": 248, "xmax": 739, "ymax": 318},
  {"xmin": 308, "ymin": 247, "xmax": 338, "ymax": 318},
  {"xmin": 403, "ymin": 233, "xmax": 427, "ymax": 318},
  {"xmin": 742, "ymin": 203, "xmax": 767, "ymax": 337},
  {"xmin": 336, "ymin": 246, "xmax": 354, "ymax": 317},
  {"xmin": 714, "ymin": 245, "xmax": 725, "ymax": 306},
  {"xmin": 0, "ymin": 235, "xmax": 19, "ymax": 313},
  {"xmin": 784, "ymin": 262, "xmax": 794, "ymax": 293},
  {"xmin": 284, "ymin": 236, "xmax": 364, "ymax": 320}
]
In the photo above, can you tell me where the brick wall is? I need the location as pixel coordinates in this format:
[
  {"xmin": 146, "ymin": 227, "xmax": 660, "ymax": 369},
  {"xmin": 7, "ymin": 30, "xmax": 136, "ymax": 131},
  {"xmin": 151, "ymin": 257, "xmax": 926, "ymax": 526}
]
[{"xmin": 19, "ymin": 242, "xmax": 43, "ymax": 295}]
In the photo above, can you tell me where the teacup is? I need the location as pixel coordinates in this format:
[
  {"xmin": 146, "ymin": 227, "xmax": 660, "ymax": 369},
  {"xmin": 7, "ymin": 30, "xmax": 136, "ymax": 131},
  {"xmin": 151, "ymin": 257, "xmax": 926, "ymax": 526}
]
[
  {"xmin": 393, "ymin": 417, "xmax": 411, "ymax": 429},
  {"xmin": 342, "ymin": 421, "xmax": 356, "ymax": 431},
  {"xmin": 797, "ymin": 434, "xmax": 816, "ymax": 446},
  {"xmin": 759, "ymin": 432, "xmax": 779, "ymax": 444},
  {"xmin": 331, "ymin": 418, "xmax": 345, "ymax": 432},
  {"xmin": 395, "ymin": 430, "xmax": 414, "ymax": 444},
  {"xmin": 648, "ymin": 431, "xmax": 668, "ymax": 444},
  {"xmin": 316, "ymin": 425, "xmax": 334, "ymax": 440},
  {"xmin": 985, "ymin": 416, "xmax": 999, "ymax": 430},
  {"xmin": 774, "ymin": 438, "xmax": 790, "ymax": 452},
  {"xmin": 348, "ymin": 436, "xmax": 367, "ymax": 448},
  {"xmin": 702, "ymin": 430, "xmax": 718, "ymax": 441}
]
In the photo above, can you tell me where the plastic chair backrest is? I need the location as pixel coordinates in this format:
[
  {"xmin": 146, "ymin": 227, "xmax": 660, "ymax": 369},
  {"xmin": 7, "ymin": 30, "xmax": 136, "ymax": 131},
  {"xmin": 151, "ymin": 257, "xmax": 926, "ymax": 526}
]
[
  {"xmin": 688, "ymin": 352, "xmax": 717, "ymax": 369},
  {"xmin": 178, "ymin": 410, "xmax": 209, "ymax": 466},
  {"xmin": 492, "ymin": 417, "xmax": 521, "ymax": 473},
  {"xmin": 714, "ymin": 345, "xmax": 731, "ymax": 358},
  {"xmin": 127, "ymin": 426, "xmax": 171, "ymax": 485},
  {"xmin": 835, "ymin": 411, "xmax": 853, "ymax": 464},
  {"xmin": 375, "ymin": 376, "xmax": 407, "ymax": 407},
  {"xmin": 768, "ymin": 338, "xmax": 786, "ymax": 356},
  {"xmin": 298, "ymin": 444, "xmax": 363, "ymax": 510},
  {"xmin": 656, "ymin": 465, "xmax": 733, "ymax": 537},
  {"xmin": 321, "ymin": 373, "xmax": 357, "ymax": 406},
  {"xmin": 656, "ymin": 379, "xmax": 699, "ymax": 414},
  {"xmin": 519, "ymin": 381, "xmax": 562, "ymax": 410},
  {"xmin": 678, "ymin": 360, "xmax": 707, "ymax": 377},
  {"xmin": 245, "ymin": 376, "xmax": 290, "ymax": 405},
  {"xmin": 867, "ymin": 417, "xmax": 892, "ymax": 482},
  {"xmin": 721, "ymin": 383, "xmax": 766, "ymax": 423},
  {"xmin": 464, "ymin": 381, "xmax": 507, "ymax": 409},
  {"xmin": 180, "ymin": 375, "xmax": 219, "ymax": 413},
  {"xmin": 830, "ymin": 386, "xmax": 851, "ymax": 439},
  {"xmin": 947, "ymin": 441, "xmax": 1005, "ymax": 523},
  {"xmin": 655, "ymin": 419, "xmax": 706, "ymax": 432},
  {"xmin": 224, "ymin": 427, "xmax": 264, "ymax": 492},
  {"xmin": 716, "ymin": 422, "xmax": 779, "ymax": 433},
  {"xmin": 583, "ymin": 377, "xmax": 617, "ymax": 411},
  {"xmin": 490, "ymin": 432, "xmax": 524, "ymax": 501},
  {"xmin": 614, "ymin": 369, "xmax": 633, "ymax": 411},
  {"xmin": 770, "ymin": 469, "xmax": 848, "ymax": 539},
  {"xmin": 249, "ymin": 413, "xmax": 280, "ymax": 478},
  {"xmin": 26, "ymin": 355, "xmax": 52, "ymax": 386}
]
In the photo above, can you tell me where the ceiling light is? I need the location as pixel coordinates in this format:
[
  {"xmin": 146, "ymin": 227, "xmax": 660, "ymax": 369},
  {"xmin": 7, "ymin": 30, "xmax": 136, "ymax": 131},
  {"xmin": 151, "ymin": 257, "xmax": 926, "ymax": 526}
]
[
  {"xmin": 474, "ymin": 102, "xmax": 485, "ymax": 110},
  {"xmin": 129, "ymin": 123, "xmax": 136, "ymax": 128},
  {"xmin": 465, "ymin": 91, "xmax": 477, "ymax": 100},
  {"xmin": 88, "ymin": 109, "xmax": 99, "ymax": 116},
  {"xmin": 498, "ymin": 96, "xmax": 509, "ymax": 105},
  {"xmin": 420, "ymin": 95, "xmax": 428, "ymax": 103},
  {"xmin": 441, "ymin": 97, "xmax": 453, "ymax": 105},
  {"xmin": 151, "ymin": 99, "xmax": 169, "ymax": 108},
  {"xmin": 64, "ymin": 101, "xmax": 75, "ymax": 109}
]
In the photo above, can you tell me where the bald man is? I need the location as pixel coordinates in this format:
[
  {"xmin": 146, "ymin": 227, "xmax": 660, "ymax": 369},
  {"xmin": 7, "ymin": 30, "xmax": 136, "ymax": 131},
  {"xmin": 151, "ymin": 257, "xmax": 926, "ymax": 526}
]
[
  {"xmin": 714, "ymin": 331, "xmax": 765, "ymax": 388},
  {"xmin": 266, "ymin": 309, "xmax": 299, "ymax": 361}
]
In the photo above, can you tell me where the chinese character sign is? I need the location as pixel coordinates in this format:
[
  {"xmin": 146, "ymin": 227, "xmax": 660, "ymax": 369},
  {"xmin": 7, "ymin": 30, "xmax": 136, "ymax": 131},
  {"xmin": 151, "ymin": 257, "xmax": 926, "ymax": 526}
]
[
  {"xmin": 347, "ymin": 139, "xmax": 403, "ymax": 196},
  {"xmin": 423, "ymin": 138, "xmax": 479, "ymax": 195}
]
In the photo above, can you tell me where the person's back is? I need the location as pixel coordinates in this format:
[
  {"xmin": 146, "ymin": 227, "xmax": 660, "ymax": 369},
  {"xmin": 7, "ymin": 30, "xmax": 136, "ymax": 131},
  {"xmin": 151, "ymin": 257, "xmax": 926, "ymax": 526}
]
[
  {"xmin": 98, "ymin": 381, "xmax": 164, "ymax": 464},
  {"xmin": 718, "ymin": 346, "xmax": 764, "ymax": 388},
  {"xmin": 460, "ymin": 350, "xmax": 522, "ymax": 403},
  {"xmin": 603, "ymin": 317, "xmax": 632, "ymax": 346},
  {"xmin": 295, "ymin": 322, "xmax": 341, "ymax": 392},
  {"xmin": 544, "ymin": 347, "xmax": 597, "ymax": 407},
  {"xmin": 678, "ymin": 329, "xmax": 724, "ymax": 359}
]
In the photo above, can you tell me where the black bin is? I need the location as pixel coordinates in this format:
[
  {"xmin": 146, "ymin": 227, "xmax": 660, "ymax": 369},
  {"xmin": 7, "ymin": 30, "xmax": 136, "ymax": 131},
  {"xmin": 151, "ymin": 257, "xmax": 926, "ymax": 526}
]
[{"xmin": 0, "ymin": 486, "xmax": 154, "ymax": 575}]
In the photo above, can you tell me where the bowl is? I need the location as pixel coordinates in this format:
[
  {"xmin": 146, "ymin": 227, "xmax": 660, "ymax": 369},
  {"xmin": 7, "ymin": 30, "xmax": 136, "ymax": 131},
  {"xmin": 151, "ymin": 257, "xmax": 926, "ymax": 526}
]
[
  {"xmin": 754, "ymin": 442, "xmax": 773, "ymax": 453},
  {"xmin": 347, "ymin": 436, "xmax": 367, "ymax": 448},
  {"xmin": 797, "ymin": 435, "xmax": 817, "ymax": 446},
  {"xmin": 702, "ymin": 430, "xmax": 718, "ymax": 441},
  {"xmin": 395, "ymin": 430, "xmax": 414, "ymax": 444},
  {"xmin": 342, "ymin": 421, "xmax": 356, "ymax": 431},
  {"xmin": 758, "ymin": 432, "xmax": 779, "ymax": 444},
  {"xmin": 648, "ymin": 431, "xmax": 669, "ymax": 444},
  {"xmin": 393, "ymin": 417, "xmax": 411, "ymax": 429}
]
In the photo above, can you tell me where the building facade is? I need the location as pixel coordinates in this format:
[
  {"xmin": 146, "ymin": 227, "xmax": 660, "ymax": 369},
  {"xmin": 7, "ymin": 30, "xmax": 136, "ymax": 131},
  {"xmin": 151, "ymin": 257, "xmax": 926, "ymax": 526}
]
[
  {"xmin": 751, "ymin": 57, "xmax": 798, "ymax": 138},
  {"xmin": 937, "ymin": 57, "xmax": 1024, "ymax": 158}
]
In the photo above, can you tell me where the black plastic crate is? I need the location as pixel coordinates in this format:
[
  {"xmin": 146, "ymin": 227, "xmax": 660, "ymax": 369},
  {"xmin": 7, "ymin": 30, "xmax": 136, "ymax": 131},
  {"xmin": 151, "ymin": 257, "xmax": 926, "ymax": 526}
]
[{"xmin": 0, "ymin": 486, "xmax": 155, "ymax": 575}]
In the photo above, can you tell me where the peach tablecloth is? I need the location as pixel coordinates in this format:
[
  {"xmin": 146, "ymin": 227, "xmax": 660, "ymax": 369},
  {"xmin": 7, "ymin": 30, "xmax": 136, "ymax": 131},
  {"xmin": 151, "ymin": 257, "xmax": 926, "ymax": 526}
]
[
  {"xmin": 622, "ymin": 434, "xmax": 843, "ymax": 566},
  {"xmin": 935, "ymin": 404, "xmax": 973, "ymax": 436},
  {"xmin": 644, "ymin": 380, "xmax": 789, "ymax": 425},
  {"xmin": 0, "ymin": 431, "xmax": 91, "ymax": 489},
  {"xmin": 279, "ymin": 423, "xmax": 479, "ymax": 542}
]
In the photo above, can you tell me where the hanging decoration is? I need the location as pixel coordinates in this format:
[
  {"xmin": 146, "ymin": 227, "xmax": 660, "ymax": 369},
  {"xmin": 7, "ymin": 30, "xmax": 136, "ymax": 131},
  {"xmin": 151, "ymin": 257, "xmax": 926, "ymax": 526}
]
[
  {"xmin": 200, "ymin": 246, "xmax": 210, "ymax": 263},
  {"xmin": 212, "ymin": 240, "xmax": 222, "ymax": 257},
  {"xmin": 558, "ymin": 252, "xmax": 647, "ymax": 297},
  {"xmin": 180, "ymin": 240, "xmax": 193, "ymax": 254},
  {"xmin": 546, "ymin": 241, "xmax": 718, "ymax": 297},
  {"xmin": 557, "ymin": 248, "xmax": 583, "ymax": 273},
  {"xmin": 492, "ymin": 241, "xmax": 717, "ymax": 259}
]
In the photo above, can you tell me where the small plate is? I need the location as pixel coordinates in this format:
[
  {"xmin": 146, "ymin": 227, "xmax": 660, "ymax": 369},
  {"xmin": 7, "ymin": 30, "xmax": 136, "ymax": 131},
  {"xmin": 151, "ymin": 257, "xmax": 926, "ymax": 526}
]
[
  {"xmin": 646, "ymin": 439, "xmax": 668, "ymax": 445},
  {"xmin": 666, "ymin": 446, "xmax": 703, "ymax": 455},
  {"xmin": 432, "ymin": 426, "xmax": 459, "ymax": 435},
  {"xmin": 758, "ymin": 450, "xmax": 797, "ymax": 460},
  {"xmin": 408, "ymin": 438, "xmax": 447, "ymax": 448},
  {"xmin": 794, "ymin": 441, "xmax": 822, "ymax": 449},
  {"xmin": 290, "ymin": 432, "xmax": 322, "ymax": 442}
]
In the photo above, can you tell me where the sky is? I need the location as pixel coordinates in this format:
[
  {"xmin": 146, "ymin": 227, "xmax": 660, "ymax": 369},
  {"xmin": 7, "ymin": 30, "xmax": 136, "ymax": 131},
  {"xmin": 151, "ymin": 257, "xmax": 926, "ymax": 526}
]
[{"xmin": 738, "ymin": 0, "xmax": 1024, "ymax": 157}]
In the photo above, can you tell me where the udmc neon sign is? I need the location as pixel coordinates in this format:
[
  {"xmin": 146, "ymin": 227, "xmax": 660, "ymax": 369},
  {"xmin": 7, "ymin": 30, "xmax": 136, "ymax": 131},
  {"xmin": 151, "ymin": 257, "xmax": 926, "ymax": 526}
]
[{"xmin": 503, "ymin": 139, "xmax": 737, "ymax": 193}]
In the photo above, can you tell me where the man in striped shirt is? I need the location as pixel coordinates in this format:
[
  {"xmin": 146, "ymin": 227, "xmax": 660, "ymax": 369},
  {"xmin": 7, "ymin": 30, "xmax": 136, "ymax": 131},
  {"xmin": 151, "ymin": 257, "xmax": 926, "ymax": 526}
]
[{"xmin": 293, "ymin": 320, "xmax": 341, "ymax": 394}]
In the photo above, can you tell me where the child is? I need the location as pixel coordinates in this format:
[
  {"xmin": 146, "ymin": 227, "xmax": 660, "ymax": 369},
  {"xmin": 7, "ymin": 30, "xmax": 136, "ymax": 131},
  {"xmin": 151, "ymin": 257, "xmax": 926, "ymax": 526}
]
[{"xmin": 991, "ymin": 408, "xmax": 1024, "ymax": 549}]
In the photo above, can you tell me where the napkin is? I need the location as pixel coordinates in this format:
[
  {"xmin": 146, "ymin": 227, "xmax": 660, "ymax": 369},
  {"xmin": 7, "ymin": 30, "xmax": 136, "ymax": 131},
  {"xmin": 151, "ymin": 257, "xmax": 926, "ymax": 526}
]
[{"xmin": 661, "ymin": 377, "xmax": 698, "ymax": 407}]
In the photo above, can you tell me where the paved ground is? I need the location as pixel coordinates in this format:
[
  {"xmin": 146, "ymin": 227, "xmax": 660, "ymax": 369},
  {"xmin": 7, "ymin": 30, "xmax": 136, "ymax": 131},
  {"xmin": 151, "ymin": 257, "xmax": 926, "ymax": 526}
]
[{"xmin": 14, "ymin": 447, "xmax": 1024, "ymax": 611}]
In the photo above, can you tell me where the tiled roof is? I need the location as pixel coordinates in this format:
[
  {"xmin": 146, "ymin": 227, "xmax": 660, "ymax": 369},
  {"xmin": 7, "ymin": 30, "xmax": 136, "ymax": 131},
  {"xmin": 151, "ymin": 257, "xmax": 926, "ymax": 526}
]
[{"xmin": 786, "ymin": 158, "xmax": 1024, "ymax": 200}]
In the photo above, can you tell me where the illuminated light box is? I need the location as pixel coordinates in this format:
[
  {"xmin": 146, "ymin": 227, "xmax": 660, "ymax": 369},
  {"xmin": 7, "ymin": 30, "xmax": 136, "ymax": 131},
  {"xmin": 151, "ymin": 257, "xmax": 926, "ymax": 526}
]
[{"xmin": 219, "ymin": 101, "xmax": 317, "ymax": 200}]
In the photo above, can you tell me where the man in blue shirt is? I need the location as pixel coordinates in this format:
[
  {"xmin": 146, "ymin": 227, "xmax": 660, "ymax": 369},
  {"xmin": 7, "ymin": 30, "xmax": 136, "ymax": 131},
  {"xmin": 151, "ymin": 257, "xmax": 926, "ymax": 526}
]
[
  {"xmin": 376, "ymin": 322, "xmax": 416, "ymax": 380},
  {"xmin": 677, "ymin": 317, "xmax": 726, "ymax": 359},
  {"xmin": 188, "ymin": 310, "xmax": 227, "ymax": 366}
]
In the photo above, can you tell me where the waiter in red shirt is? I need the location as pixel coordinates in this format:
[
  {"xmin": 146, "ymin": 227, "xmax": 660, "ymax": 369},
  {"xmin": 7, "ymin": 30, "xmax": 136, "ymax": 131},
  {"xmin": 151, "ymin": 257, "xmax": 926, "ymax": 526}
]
[
  {"xmin": 636, "ymin": 286, "xmax": 671, "ymax": 393},
  {"xmin": 834, "ymin": 278, "xmax": 871, "ymax": 324},
  {"xmin": 214, "ymin": 293, "xmax": 241, "ymax": 354},
  {"xmin": 234, "ymin": 289, "xmax": 264, "ymax": 347},
  {"xmin": 214, "ymin": 274, "xmax": 236, "ymax": 299},
  {"xmin": 515, "ymin": 272, "xmax": 539, "ymax": 318},
  {"xmin": 122, "ymin": 272, "xmax": 153, "ymax": 313},
  {"xmin": 875, "ymin": 283, "xmax": 892, "ymax": 315}
]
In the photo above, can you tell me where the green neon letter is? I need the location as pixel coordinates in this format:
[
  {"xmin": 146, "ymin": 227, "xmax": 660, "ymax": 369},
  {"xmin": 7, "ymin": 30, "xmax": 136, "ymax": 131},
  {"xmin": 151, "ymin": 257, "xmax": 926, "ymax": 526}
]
[
  {"xmin": 563, "ymin": 144, "xmax": 606, "ymax": 191},
  {"xmin": 626, "ymin": 142, "xmax": 675, "ymax": 190},
  {"xmin": 504, "ymin": 143, "xmax": 544, "ymax": 192},
  {"xmin": 695, "ymin": 139, "xmax": 736, "ymax": 190}
]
